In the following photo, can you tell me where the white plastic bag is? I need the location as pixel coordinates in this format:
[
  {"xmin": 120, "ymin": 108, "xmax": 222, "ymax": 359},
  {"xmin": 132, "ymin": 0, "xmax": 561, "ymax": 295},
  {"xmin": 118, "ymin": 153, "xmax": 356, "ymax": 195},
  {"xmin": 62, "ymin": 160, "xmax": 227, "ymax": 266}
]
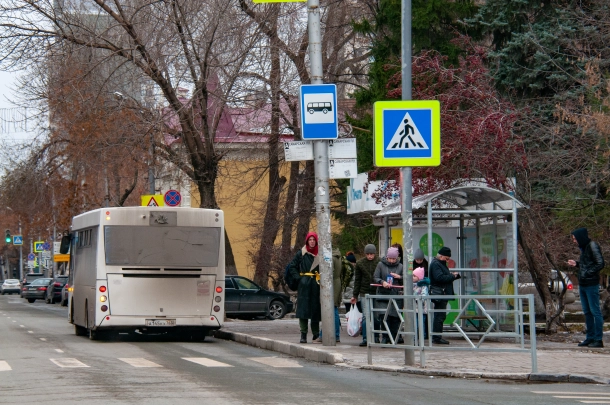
[{"xmin": 346, "ymin": 304, "xmax": 363, "ymax": 337}]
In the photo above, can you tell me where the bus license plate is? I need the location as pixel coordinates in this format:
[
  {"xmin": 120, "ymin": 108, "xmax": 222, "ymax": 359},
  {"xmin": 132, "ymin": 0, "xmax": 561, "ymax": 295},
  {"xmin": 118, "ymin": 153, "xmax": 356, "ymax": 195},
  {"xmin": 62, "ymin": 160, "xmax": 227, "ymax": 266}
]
[{"xmin": 145, "ymin": 319, "xmax": 176, "ymax": 327}]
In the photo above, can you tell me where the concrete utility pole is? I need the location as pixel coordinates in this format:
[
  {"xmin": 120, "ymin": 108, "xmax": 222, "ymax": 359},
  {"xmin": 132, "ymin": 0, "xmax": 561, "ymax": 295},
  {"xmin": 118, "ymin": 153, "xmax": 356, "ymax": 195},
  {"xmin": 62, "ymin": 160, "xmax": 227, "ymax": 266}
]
[
  {"xmin": 307, "ymin": 0, "xmax": 335, "ymax": 346},
  {"xmin": 401, "ymin": 0, "xmax": 415, "ymax": 365}
]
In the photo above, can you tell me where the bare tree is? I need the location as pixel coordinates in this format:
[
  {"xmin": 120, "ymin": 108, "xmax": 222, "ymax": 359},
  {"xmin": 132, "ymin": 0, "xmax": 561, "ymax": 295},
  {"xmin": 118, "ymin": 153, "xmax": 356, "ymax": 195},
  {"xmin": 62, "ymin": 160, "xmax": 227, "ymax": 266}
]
[
  {"xmin": 0, "ymin": 0, "xmax": 268, "ymax": 274},
  {"xmin": 239, "ymin": 0, "xmax": 373, "ymax": 287}
]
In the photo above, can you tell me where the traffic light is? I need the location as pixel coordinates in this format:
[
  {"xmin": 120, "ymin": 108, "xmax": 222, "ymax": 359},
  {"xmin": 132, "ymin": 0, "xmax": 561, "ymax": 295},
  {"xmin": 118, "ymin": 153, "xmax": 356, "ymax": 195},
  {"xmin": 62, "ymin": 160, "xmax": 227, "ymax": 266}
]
[{"xmin": 5, "ymin": 229, "xmax": 11, "ymax": 244}]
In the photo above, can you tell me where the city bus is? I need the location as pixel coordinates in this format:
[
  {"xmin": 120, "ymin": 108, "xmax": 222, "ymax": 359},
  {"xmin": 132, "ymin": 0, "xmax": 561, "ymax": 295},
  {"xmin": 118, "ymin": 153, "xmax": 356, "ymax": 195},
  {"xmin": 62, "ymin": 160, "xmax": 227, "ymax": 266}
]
[{"xmin": 65, "ymin": 206, "xmax": 225, "ymax": 340}]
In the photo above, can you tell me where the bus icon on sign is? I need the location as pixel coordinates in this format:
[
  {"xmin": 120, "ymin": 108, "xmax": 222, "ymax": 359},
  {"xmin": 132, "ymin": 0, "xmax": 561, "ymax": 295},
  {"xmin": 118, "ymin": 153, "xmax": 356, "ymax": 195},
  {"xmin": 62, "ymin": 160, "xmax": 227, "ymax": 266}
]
[{"xmin": 307, "ymin": 102, "xmax": 332, "ymax": 114}]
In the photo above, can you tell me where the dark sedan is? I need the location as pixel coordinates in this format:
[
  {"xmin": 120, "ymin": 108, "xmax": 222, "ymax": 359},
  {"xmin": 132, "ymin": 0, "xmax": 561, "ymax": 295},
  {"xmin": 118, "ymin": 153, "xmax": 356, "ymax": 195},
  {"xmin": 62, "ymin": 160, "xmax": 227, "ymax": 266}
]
[
  {"xmin": 21, "ymin": 278, "xmax": 53, "ymax": 303},
  {"xmin": 225, "ymin": 275, "xmax": 293, "ymax": 320},
  {"xmin": 45, "ymin": 275, "xmax": 69, "ymax": 304}
]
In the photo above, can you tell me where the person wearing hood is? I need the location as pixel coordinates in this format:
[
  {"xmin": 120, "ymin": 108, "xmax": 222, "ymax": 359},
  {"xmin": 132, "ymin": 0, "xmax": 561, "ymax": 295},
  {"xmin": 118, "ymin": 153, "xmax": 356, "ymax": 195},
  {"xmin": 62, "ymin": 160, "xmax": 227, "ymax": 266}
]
[
  {"xmin": 412, "ymin": 267, "xmax": 430, "ymax": 340},
  {"xmin": 373, "ymin": 247, "xmax": 404, "ymax": 344},
  {"xmin": 289, "ymin": 232, "xmax": 321, "ymax": 344},
  {"xmin": 412, "ymin": 248, "xmax": 429, "ymax": 278},
  {"xmin": 429, "ymin": 247, "xmax": 460, "ymax": 345},
  {"xmin": 568, "ymin": 228, "xmax": 605, "ymax": 348}
]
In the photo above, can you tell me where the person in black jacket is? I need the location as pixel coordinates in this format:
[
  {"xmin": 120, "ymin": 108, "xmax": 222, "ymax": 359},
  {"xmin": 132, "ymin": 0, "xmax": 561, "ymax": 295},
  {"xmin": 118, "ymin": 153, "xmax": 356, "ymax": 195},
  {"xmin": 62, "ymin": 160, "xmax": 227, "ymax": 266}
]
[
  {"xmin": 568, "ymin": 228, "xmax": 605, "ymax": 348},
  {"xmin": 429, "ymin": 247, "xmax": 460, "ymax": 345}
]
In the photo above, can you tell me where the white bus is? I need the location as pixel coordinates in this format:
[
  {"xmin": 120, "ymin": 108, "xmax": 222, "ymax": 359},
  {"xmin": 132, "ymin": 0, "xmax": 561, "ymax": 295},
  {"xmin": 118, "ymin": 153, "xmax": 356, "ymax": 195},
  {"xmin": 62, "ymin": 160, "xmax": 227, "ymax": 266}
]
[{"xmin": 65, "ymin": 206, "xmax": 225, "ymax": 340}]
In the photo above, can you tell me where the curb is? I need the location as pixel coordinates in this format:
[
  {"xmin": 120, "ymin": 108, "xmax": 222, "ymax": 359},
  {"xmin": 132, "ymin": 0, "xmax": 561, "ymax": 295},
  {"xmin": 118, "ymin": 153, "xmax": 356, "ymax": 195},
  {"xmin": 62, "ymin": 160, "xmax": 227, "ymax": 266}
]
[
  {"xmin": 213, "ymin": 331, "xmax": 609, "ymax": 384},
  {"xmin": 214, "ymin": 330, "xmax": 344, "ymax": 365}
]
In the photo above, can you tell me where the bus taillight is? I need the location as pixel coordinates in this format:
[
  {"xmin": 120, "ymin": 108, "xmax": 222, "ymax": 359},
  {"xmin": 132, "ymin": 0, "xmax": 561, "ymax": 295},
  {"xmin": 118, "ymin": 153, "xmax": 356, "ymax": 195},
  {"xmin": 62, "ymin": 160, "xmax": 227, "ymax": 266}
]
[
  {"xmin": 99, "ymin": 286, "xmax": 107, "ymax": 293},
  {"xmin": 215, "ymin": 286, "xmax": 222, "ymax": 293},
  {"xmin": 100, "ymin": 295, "xmax": 107, "ymax": 302},
  {"xmin": 101, "ymin": 305, "xmax": 108, "ymax": 312},
  {"xmin": 213, "ymin": 306, "xmax": 220, "ymax": 312}
]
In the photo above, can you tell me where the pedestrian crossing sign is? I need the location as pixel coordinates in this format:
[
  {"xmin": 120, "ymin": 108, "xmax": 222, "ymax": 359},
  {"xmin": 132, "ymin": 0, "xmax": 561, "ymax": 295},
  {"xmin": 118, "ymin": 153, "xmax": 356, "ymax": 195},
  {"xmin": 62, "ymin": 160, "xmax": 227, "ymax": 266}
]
[{"xmin": 373, "ymin": 100, "xmax": 441, "ymax": 167}]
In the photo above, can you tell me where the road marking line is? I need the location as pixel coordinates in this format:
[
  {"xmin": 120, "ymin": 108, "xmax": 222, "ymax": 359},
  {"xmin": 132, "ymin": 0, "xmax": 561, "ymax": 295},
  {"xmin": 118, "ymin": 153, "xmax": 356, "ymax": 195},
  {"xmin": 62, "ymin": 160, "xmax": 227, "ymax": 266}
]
[
  {"xmin": 247, "ymin": 357, "xmax": 302, "ymax": 368},
  {"xmin": 533, "ymin": 392, "xmax": 610, "ymax": 396},
  {"xmin": 40, "ymin": 338, "xmax": 46, "ymax": 341},
  {"xmin": 182, "ymin": 357, "xmax": 233, "ymax": 367},
  {"xmin": 20, "ymin": 325, "xmax": 24, "ymax": 327},
  {"xmin": 579, "ymin": 402, "xmax": 610, "ymax": 404},
  {"xmin": 118, "ymin": 358, "xmax": 162, "ymax": 368},
  {"xmin": 50, "ymin": 358, "xmax": 89, "ymax": 368},
  {"xmin": 555, "ymin": 397, "xmax": 610, "ymax": 400},
  {"xmin": 12, "ymin": 320, "xmax": 16, "ymax": 322},
  {"xmin": 27, "ymin": 331, "xmax": 33, "ymax": 333},
  {"xmin": 0, "ymin": 361, "xmax": 12, "ymax": 371},
  {"xmin": 54, "ymin": 349, "xmax": 63, "ymax": 353}
]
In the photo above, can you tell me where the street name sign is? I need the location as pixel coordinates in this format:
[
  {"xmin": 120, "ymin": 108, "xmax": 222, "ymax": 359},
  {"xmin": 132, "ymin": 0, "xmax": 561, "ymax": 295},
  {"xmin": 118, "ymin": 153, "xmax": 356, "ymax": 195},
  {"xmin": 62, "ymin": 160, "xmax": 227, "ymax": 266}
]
[
  {"xmin": 374, "ymin": 100, "xmax": 441, "ymax": 167},
  {"xmin": 300, "ymin": 84, "xmax": 338, "ymax": 140}
]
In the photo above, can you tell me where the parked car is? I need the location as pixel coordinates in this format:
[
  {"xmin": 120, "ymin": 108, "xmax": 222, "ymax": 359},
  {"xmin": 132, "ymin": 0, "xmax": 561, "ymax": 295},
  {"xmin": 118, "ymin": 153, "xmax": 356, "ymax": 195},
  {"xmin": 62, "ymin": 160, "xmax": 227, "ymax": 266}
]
[
  {"xmin": 519, "ymin": 270, "xmax": 576, "ymax": 318},
  {"xmin": 45, "ymin": 275, "xmax": 69, "ymax": 304},
  {"xmin": 1, "ymin": 279, "xmax": 21, "ymax": 295},
  {"xmin": 21, "ymin": 278, "xmax": 53, "ymax": 303},
  {"xmin": 225, "ymin": 275, "xmax": 293, "ymax": 320},
  {"xmin": 60, "ymin": 283, "xmax": 70, "ymax": 306}
]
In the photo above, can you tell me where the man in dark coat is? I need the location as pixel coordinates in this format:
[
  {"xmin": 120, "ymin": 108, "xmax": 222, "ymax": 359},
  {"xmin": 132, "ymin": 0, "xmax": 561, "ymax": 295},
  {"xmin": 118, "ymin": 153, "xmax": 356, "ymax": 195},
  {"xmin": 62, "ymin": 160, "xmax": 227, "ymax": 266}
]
[
  {"xmin": 568, "ymin": 228, "xmax": 605, "ymax": 348},
  {"xmin": 289, "ymin": 232, "xmax": 321, "ymax": 343},
  {"xmin": 351, "ymin": 244, "xmax": 380, "ymax": 346},
  {"xmin": 429, "ymin": 246, "xmax": 460, "ymax": 345}
]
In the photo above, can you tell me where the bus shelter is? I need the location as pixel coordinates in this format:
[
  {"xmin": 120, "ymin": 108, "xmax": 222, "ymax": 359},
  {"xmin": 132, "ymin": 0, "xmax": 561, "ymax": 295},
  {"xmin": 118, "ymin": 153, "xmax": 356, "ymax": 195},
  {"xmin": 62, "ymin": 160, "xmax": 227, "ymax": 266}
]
[{"xmin": 375, "ymin": 185, "xmax": 527, "ymax": 329}]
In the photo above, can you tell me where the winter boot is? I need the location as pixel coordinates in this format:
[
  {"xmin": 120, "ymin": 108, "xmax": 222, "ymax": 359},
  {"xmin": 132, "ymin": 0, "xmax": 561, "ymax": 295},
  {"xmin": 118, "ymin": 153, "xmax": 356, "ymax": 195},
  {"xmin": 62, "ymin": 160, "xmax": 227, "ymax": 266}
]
[
  {"xmin": 312, "ymin": 333, "xmax": 321, "ymax": 343},
  {"xmin": 300, "ymin": 332, "xmax": 307, "ymax": 343}
]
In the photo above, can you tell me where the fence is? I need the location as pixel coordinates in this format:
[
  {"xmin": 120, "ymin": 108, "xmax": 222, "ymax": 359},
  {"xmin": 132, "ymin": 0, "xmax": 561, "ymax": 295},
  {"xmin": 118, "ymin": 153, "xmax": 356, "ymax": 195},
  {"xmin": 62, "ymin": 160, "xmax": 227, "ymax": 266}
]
[{"xmin": 363, "ymin": 293, "xmax": 537, "ymax": 373}]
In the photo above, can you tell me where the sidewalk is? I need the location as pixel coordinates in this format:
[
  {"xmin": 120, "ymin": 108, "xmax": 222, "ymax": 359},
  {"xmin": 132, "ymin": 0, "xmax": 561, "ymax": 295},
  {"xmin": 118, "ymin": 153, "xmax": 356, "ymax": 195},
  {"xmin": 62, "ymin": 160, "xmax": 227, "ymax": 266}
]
[{"xmin": 214, "ymin": 318, "xmax": 610, "ymax": 385}]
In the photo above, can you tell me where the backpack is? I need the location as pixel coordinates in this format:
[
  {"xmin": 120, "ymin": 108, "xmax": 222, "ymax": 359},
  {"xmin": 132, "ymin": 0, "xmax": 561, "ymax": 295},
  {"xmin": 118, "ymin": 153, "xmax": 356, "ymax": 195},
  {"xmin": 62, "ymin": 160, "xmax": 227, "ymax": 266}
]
[
  {"xmin": 284, "ymin": 262, "xmax": 300, "ymax": 291},
  {"xmin": 340, "ymin": 256, "xmax": 354, "ymax": 292}
]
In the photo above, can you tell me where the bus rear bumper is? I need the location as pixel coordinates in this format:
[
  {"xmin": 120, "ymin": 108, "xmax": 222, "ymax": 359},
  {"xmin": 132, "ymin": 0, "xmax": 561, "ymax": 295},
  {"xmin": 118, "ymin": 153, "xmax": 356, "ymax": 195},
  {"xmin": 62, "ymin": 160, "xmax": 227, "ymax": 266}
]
[{"xmin": 95, "ymin": 315, "xmax": 222, "ymax": 334}]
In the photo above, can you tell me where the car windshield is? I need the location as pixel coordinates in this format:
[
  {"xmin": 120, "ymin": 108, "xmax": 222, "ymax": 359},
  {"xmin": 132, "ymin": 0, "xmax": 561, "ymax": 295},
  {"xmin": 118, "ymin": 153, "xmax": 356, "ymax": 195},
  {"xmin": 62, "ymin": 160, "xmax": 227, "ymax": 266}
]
[{"xmin": 30, "ymin": 278, "xmax": 52, "ymax": 285}]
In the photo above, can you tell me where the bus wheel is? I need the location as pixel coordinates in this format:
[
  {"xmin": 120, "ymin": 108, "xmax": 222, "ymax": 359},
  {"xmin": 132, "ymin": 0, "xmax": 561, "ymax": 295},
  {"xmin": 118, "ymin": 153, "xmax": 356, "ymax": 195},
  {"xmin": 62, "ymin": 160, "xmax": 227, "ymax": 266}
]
[
  {"xmin": 191, "ymin": 331, "xmax": 206, "ymax": 342},
  {"xmin": 75, "ymin": 324, "xmax": 87, "ymax": 336}
]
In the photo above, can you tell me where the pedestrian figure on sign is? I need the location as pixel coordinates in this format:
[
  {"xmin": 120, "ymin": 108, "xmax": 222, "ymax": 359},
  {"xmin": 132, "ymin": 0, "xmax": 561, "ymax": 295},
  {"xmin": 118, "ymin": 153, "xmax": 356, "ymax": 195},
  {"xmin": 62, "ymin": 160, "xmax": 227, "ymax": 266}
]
[{"xmin": 392, "ymin": 118, "xmax": 421, "ymax": 149}]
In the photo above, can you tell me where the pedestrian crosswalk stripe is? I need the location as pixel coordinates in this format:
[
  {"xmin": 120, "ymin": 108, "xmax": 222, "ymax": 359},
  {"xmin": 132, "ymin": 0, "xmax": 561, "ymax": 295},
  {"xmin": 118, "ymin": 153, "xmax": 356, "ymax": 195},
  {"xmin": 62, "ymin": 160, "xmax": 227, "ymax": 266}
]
[
  {"xmin": 182, "ymin": 357, "xmax": 233, "ymax": 367},
  {"xmin": 118, "ymin": 358, "xmax": 162, "ymax": 368},
  {"xmin": 533, "ymin": 392, "xmax": 610, "ymax": 395},
  {"xmin": 40, "ymin": 338, "xmax": 46, "ymax": 341},
  {"xmin": 248, "ymin": 357, "xmax": 302, "ymax": 368},
  {"xmin": 0, "ymin": 361, "xmax": 11, "ymax": 371},
  {"xmin": 532, "ymin": 391, "xmax": 610, "ymax": 404},
  {"xmin": 50, "ymin": 358, "xmax": 89, "ymax": 368},
  {"xmin": 54, "ymin": 349, "xmax": 63, "ymax": 353}
]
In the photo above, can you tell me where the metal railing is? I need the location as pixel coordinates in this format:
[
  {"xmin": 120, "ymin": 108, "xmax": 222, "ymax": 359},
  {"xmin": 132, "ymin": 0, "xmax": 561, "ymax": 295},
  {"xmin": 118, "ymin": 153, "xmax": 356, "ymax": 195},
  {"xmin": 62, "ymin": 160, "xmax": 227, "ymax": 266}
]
[{"xmin": 363, "ymin": 293, "xmax": 537, "ymax": 373}]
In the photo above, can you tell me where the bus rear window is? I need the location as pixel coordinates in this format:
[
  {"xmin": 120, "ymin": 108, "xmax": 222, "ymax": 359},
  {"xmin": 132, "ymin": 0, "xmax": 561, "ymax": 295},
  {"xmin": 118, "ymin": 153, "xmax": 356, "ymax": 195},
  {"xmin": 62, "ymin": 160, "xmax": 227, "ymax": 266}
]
[{"xmin": 104, "ymin": 226, "xmax": 221, "ymax": 267}]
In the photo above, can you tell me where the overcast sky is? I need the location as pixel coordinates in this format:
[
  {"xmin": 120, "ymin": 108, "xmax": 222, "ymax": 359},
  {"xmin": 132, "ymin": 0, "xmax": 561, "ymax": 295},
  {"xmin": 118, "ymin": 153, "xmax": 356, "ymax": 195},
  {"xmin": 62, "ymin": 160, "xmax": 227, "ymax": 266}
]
[{"xmin": 0, "ymin": 70, "xmax": 18, "ymax": 109}]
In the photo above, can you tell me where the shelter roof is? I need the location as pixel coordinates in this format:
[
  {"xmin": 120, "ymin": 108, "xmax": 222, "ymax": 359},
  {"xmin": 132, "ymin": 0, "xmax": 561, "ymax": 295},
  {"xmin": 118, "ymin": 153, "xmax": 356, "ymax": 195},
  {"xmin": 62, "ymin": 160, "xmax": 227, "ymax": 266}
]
[{"xmin": 376, "ymin": 186, "xmax": 527, "ymax": 217}]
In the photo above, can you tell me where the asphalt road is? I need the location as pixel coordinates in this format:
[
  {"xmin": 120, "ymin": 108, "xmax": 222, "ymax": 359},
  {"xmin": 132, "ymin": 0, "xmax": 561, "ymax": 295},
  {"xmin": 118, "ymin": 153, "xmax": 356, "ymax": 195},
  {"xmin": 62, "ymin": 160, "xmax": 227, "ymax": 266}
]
[{"xmin": 0, "ymin": 294, "xmax": 608, "ymax": 405}]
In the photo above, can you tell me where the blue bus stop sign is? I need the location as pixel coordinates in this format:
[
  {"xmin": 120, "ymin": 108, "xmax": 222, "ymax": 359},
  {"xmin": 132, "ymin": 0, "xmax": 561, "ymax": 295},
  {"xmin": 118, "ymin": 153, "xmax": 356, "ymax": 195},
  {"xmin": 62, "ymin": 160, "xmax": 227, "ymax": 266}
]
[{"xmin": 300, "ymin": 84, "xmax": 338, "ymax": 140}]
